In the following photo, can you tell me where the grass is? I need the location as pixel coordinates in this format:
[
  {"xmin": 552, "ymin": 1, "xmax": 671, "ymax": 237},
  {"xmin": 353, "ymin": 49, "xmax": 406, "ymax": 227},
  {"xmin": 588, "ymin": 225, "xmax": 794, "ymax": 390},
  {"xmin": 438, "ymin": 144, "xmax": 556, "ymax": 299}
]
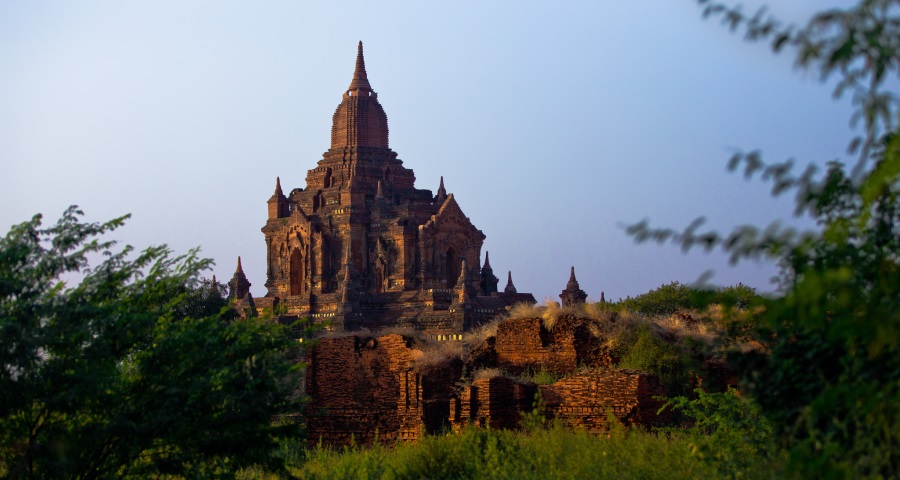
[
  {"xmin": 283, "ymin": 424, "xmax": 780, "ymax": 479},
  {"xmin": 412, "ymin": 339, "xmax": 465, "ymax": 371}
]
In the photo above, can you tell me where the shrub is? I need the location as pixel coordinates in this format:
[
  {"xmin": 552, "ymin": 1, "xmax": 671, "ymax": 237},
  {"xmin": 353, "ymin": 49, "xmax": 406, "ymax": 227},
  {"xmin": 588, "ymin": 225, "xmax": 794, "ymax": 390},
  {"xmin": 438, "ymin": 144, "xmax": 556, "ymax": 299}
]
[
  {"xmin": 664, "ymin": 388, "xmax": 776, "ymax": 475},
  {"xmin": 612, "ymin": 324, "xmax": 695, "ymax": 396}
]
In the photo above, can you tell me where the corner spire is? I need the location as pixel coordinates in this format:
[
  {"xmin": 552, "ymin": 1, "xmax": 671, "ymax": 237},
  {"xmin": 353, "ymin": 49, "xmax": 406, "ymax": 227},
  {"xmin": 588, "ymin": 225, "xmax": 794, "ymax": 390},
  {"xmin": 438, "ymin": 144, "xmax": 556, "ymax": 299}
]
[
  {"xmin": 483, "ymin": 251, "xmax": 491, "ymax": 269},
  {"xmin": 375, "ymin": 180, "xmax": 384, "ymax": 199},
  {"xmin": 504, "ymin": 271, "xmax": 517, "ymax": 294},
  {"xmin": 348, "ymin": 41, "xmax": 372, "ymax": 92},
  {"xmin": 274, "ymin": 177, "xmax": 283, "ymax": 197},
  {"xmin": 268, "ymin": 177, "xmax": 289, "ymax": 219},
  {"xmin": 436, "ymin": 176, "xmax": 447, "ymax": 203}
]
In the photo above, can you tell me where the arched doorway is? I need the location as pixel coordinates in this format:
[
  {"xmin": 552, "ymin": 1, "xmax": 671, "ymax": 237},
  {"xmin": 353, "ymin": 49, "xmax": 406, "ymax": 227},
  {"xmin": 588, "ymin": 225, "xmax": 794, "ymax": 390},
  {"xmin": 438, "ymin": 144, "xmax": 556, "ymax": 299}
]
[
  {"xmin": 290, "ymin": 248, "xmax": 304, "ymax": 296},
  {"xmin": 445, "ymin": 247, "xmax": 460, "ymax": 288},
  {"xmin": 375, "ymin": 266, "xmax": 384, "ymax": 293}
]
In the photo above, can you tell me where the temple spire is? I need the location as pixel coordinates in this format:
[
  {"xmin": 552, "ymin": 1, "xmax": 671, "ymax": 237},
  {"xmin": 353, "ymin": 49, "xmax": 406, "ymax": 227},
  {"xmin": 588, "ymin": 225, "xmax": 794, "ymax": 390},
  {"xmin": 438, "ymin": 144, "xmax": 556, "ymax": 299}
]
[
  {"xmin": 479, "ymin": 251, "xmax": 498, "ymax": 295},
  {"xmin": 560, "ymin": 266, "xmax": 587, "ymax": 307},
  {"xmin": 375, "ymin": 180, "xmax": 384, "ymax": 199},
  {"xmin": 268, "ymin": 177, "xmax": 288, "ymax": 219},
  {"xmin": 504, "ymin": 271, "xmax": 517, "ymax": 294},
  {"xmin": 348, "ymin": 41, "xmax": 372, "ymax": 92},
  {"xmin": 227, "ymin": 256, "xmax": 251, "ymax": 300},
  {"xmin": 436, "ymin": 176, "xmax": 447, "ymax": 203},
  {"xmin": 274, "ymin": 177, "xmax": 283, "ymax": 197}
]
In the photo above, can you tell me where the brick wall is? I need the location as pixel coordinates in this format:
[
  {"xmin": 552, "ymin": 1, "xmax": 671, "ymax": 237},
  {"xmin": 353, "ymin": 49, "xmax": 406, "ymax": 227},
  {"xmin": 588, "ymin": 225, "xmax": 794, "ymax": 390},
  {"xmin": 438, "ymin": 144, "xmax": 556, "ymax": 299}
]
[
  {"xmin": 305, "ymin": 334, "xmax": 424, "ymax": 446},
  {"xmin": 540, "ymin": 369, "xmax": 668, "ymax": 431},
  {"xmin": 451, "ymin": 370, "xmax": 666, "ymax": 432},
  {"xmin": 494, "ymin": 316, "xmax": 612, "ymax": 376},
  {"xmin": 450, "ymin": 376, "xmax": 537, "ymax": 431}
]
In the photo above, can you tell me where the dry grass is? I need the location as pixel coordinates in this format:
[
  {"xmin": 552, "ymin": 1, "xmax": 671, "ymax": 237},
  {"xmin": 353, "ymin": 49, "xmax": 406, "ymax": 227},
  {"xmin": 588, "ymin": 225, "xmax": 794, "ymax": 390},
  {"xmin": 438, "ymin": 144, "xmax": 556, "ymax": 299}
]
[
  {"xmin": 650, "ymin": 310, "xmax": 723, "ymax": 345},
  {"xmin": 508, "ymin": 302, "xmax": 542, "ymax": 319},
  {"xmin": 463, "ymin": 316, "xmax": 504, "ymax": 346},
  {"xmin": 507, "ymin": 299, "xmax": 582, "ymax": 331},
  {"xmin": 413, "ymin": 339, "xmax": 465, "ymax": 371},
  {"xmin": 376, "ymin": 326, "xmax": 427, "ymax": 344},
  {"xmin": 473, "ymin": 367, "xmax": 504, "ymax": 380},
  {"xmin": 319, "ymin": 327, "xmax": 373, "ymax": 339}
]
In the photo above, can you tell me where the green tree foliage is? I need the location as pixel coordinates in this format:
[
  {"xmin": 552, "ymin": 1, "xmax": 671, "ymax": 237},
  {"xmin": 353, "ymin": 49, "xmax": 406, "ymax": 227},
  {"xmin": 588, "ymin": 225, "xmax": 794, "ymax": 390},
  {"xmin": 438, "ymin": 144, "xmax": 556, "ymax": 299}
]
[
  {"xmin": 612, "ymin": 324, "xmax": 695, "ymax": 396},
  {"xmin": 664, "ymin": 388, "xmax": 776, "ymax": 476},
  {"xmin": 0, "ymin": 207, "xmax": 307, "ymax": 479},
  {"xmin": 616, "ymin": 282, "xmax": 694, "ymax": 316},
  {"xmin": 630, "ymin": 1, "xmax": 900, "ymax": 476},
  {"xmin": 613, "ymin": 281, "xmax": 763, "ymax": 315}
]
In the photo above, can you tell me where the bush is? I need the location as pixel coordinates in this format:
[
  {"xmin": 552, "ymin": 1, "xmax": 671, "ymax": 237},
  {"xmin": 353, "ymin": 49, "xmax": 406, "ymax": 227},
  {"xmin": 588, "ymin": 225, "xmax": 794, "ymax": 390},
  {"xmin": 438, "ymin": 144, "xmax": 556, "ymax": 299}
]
[
  {"xmin": 664, "ymin": 388, "xmax": 776, "ymax": 475},
  {"xmin": 616, "ymin": 282, "xmax": 694, "ymax": 316},
  {"xmin": 612, "ymin": 324, "xmax": 696, "ymax": 396}
]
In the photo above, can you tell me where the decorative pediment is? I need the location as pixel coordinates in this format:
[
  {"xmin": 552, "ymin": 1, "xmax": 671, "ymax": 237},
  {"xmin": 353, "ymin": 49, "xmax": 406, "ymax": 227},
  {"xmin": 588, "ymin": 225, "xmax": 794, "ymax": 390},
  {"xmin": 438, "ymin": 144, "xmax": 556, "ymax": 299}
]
[{"xmin": 422, "ymin": 194, "xmax": 485, "ymax": 240}]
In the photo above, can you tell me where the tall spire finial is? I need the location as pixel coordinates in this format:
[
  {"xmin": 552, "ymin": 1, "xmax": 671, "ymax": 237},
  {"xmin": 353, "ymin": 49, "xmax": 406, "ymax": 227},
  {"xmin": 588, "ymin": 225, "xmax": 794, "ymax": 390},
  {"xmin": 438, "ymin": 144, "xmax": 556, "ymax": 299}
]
[
  {"xmin": 237, "ymin": 256, "xmax": 244, "ymax": 273},
  {"xmin": 504, "ymin": 271, "xmax": 517, "ymax": 294},
  {"xmin": 483, "ymin": 251, "xmax": 491, "ymax": 269},
  {"xmin": 348, "ymin": 41, "xmax": 372, "ymax": 92},
  {"xmin": 436, "ymin": 176, "xmax": 447, "ymax": 202},
  {"xmin": 274, "ymin": 177, "xmax": 283, "ymax": 196},
  {"xmin": 375, "ymin": 180, "xmax": 384, "ymax": 199}
]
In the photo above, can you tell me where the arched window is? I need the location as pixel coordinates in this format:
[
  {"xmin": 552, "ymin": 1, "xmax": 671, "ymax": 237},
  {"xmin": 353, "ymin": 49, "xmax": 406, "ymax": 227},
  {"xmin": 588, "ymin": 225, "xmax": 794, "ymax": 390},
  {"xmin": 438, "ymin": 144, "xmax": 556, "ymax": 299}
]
[
  {"xmin": 290, "ymin": 248, "xmax": 304, "ymax": 296},
  {"xmin": 445, "ymin": 247, "xmax": 460, "ymax": 288}
]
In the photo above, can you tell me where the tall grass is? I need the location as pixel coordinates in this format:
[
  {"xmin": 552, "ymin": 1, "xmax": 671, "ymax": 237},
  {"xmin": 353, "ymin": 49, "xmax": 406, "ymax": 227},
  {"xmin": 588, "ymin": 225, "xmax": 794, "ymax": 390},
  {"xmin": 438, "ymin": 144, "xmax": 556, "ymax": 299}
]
[{"xmin": 290, "ymin": 424, "xmax": 780, "ymax": 479}]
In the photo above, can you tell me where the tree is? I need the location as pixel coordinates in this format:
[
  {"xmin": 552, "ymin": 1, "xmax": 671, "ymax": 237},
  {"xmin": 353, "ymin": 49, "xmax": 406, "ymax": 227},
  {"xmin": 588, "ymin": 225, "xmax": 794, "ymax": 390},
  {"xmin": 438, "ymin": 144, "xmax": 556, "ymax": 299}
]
[
  {"xmin": 0, "ymin": 207, "xmax": 308, "ymax": 479},
  {"xmin": 629, "ymin": 1, "xmax": 899, "ymax": 477}
]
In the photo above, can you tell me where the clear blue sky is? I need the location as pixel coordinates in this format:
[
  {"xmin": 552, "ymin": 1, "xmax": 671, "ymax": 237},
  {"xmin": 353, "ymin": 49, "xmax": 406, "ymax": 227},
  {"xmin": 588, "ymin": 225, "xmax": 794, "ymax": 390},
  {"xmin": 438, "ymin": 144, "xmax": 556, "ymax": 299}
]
[{"xmin": 1, "ymin": 1, "xmax": 859, "ymax": 302}]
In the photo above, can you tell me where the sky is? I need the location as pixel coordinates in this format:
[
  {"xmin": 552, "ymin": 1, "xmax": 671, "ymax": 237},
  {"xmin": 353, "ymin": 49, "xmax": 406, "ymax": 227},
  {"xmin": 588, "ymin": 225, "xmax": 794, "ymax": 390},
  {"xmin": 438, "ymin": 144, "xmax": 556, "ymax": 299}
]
[{"xmin": 1, "ymin": 1, "xmax": 860, "ymax": 302}]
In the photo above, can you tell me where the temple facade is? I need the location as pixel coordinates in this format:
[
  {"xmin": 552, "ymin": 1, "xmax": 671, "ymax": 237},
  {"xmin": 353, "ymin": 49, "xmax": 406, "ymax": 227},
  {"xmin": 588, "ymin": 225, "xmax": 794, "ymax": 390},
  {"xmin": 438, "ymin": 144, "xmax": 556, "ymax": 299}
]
[{"xmin": 243, "ymin": 42, "xmax": 534, "ymax": 335}]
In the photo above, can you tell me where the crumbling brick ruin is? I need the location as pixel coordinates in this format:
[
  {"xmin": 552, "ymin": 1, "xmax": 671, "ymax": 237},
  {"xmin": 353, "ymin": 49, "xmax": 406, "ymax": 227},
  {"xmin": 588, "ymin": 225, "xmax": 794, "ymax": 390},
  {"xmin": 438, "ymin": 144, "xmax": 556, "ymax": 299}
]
[
  {"xmin": 450, "ymin": 370, "xmax": 667, "ymax": 433},
  {"xmin": 304, "ymin": 298, "xmax": 672, "ymax": 447},
  {"xmin": 305, "ymin": 334, "xmax": 426, "ymax": 445}
]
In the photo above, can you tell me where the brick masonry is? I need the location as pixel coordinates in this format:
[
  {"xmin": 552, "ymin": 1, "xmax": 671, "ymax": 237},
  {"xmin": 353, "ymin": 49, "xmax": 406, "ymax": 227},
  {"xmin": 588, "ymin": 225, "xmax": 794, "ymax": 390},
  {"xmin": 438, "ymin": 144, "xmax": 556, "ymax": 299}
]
[
  {"xmin": 306, "ymin": 317, "xmax": 669, "ymax": 447},
  {"xmin": 305, "ymin": 334, "xmax": 424, "ymax": 446},
  {"xmin": 494, "ymin": 315, "xmax": 613, "ymax": 375},
  {"xmin": 450, "ymin": 370, "xmax": 667, "ymax": 433}
]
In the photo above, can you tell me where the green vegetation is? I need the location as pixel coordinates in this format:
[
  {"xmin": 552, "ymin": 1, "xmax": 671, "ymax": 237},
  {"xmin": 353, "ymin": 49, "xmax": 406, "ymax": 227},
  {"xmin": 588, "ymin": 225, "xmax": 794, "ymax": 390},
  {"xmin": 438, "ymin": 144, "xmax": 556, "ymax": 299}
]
[
  {"xmin": 288, "ymin": 421, "xmax": 778, "ymax": 480},
  {"xmin": 0, "ymin": 207, "xmax": 309, "ymax": 479},
  {"xmin": 629, "ymin": 1, "xmax": 900, "ymax": 477},
  {"xmin": 612, "ymin": 324, "xmax": 696, "ymax": 396},
  {"xmin": 611, "ymin": 281, "xmax": 764, "ymax": 316}
]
